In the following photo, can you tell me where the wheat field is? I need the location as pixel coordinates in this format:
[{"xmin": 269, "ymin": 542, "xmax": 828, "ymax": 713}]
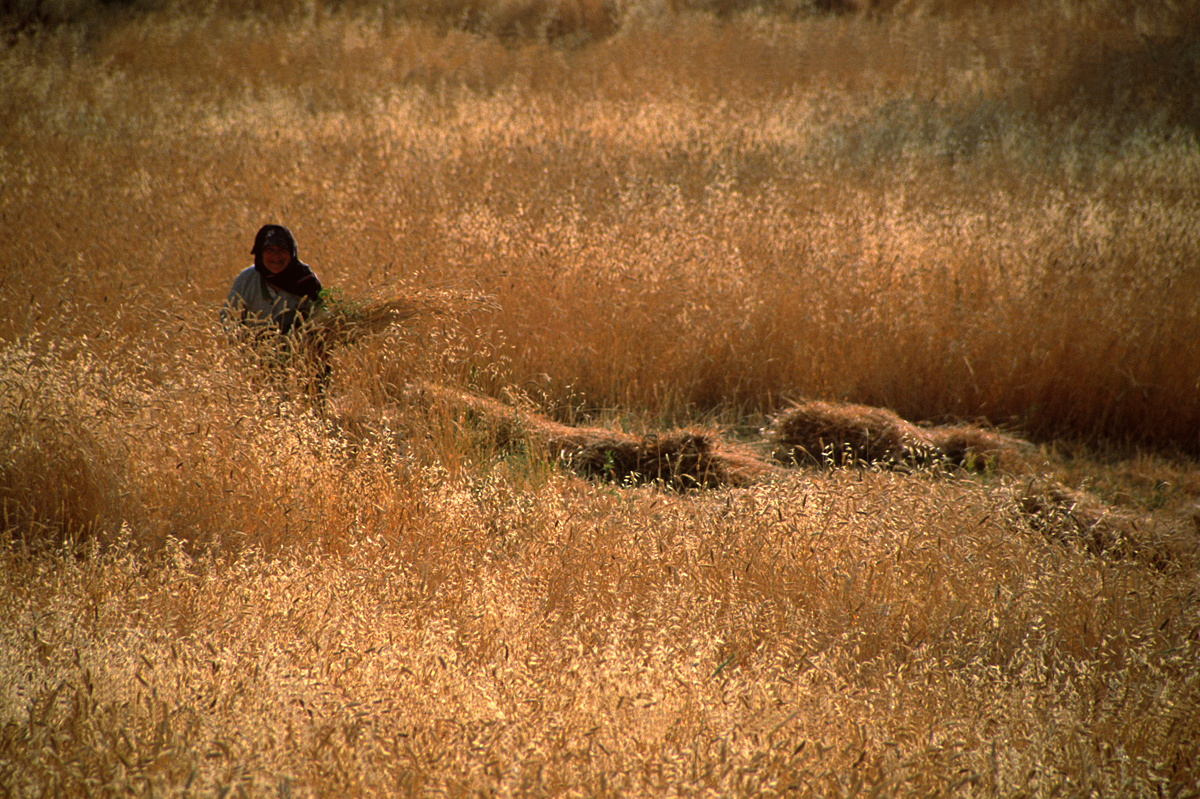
[{"xmin": 2, "ymin": 0, "xmax": 1199, "ymax": 795}]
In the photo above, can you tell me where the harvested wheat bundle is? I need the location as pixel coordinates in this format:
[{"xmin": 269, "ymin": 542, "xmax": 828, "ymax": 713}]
[
  {"xmin": 925, "ymin": 424, "xmax": 1035, "ymax": 473},
  {"xmin": 301, "ymin": 285, "xmax": 500, "ymax": 351},
  {"xmin": 550, "ymin": 426, "xmax": 782, "ymax": 489},
  {"xmin": 766, "ymin": 400, "xmax": 939, "ymax": 467},
  {"xmin": 408, "ymin": 380, "xmax": 532, "ymax": 447},
  {"xmin": 551, "ymin": 429, "xmax": 723, "ymax": 489},
  {"xmin": 408, "ymin": 381, "xmax": 782, "ymax": 489},
  {"xmin": 1011, "ymin": 478, "xmax": 1181, "ymax": 564},
  {"xmin": 767, "ymin": 400, "xmax": 1039, "ymax": 473}
]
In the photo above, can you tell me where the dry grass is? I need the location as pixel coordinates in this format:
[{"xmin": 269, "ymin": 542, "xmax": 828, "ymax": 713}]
[
  {"xmin": 2, "ymin": 467, "xmax": 1198, "ymax": 796},
  {"xmin": 2, "ymin": 0, "xmax": 1200, "ymax": 795}
]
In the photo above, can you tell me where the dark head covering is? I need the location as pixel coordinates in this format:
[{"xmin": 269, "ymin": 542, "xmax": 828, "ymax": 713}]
[{"xmin": 251, "ymin": 224, "xmax": 323, "ymax": 300}]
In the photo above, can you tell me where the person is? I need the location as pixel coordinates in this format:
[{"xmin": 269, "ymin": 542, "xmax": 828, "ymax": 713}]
[
  {"xmin": 221, "ymin": 224, "xmax": 324, "ymax": 336},
  {"xmin": 222, "ymin": 224, "xmax": 330, "ymax": 396}
]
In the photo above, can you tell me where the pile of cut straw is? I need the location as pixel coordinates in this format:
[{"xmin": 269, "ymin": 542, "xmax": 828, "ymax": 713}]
[
  {"xmin": 408, "ymin": 381, "xmax": 783, "ymax": 489},
  {"xmin": 765, "ymin": 399, "xmax": 1032, "ymax": 472}
]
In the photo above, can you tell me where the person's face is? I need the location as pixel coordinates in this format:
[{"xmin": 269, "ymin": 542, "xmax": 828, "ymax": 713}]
[{"xmin": 261, "ymin": 244, "xmax": 291, "ymax": 274}]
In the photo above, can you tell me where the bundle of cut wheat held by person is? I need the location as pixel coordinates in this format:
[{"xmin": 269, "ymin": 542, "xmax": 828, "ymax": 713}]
[{"xmin": 298, "ymin": 284, "xmax": 500, "ymax": 352}]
